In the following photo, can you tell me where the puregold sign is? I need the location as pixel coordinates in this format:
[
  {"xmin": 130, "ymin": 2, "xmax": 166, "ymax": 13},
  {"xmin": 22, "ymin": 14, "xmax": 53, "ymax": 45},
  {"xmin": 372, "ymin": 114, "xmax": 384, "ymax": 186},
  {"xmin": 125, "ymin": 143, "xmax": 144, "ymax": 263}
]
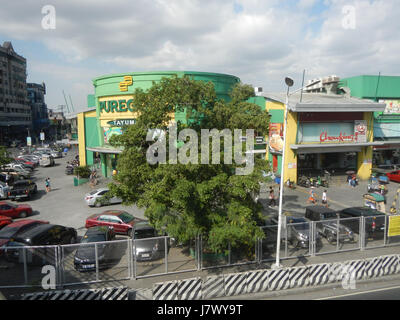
[
  {"xmin": 119, "ymin": 75, "xmax": 133, "ymax": 91},
  {"xmin": 99, "ymin": 99, "xmax": 135, "ymax": 113}
]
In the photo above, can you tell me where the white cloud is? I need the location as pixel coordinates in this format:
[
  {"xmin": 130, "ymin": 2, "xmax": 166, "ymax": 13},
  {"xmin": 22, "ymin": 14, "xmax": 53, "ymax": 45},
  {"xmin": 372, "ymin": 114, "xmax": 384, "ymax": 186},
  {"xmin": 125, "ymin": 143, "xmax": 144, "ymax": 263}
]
[{"xmin": 1, "ymin": 0, "xmax": 399, "ymax": 108}]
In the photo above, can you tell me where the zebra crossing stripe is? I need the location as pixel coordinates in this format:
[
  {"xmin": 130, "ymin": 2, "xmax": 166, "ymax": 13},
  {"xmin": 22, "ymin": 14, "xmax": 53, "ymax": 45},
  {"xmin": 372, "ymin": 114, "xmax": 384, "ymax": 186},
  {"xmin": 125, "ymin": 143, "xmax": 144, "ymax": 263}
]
[
  {"xmin": 381, "ymin": 255, "xmax": 400, "ymax": 276},
  {"xmin": 246, "ymin": 270, "xmax": 269, "ymax": 294},
  {"xmin": 101, "ymin": 287, "xmax": 128, "ymax": 300},
  {"xmin": 289, "ymin": 266, "xmax": 309, "ymax": 288},
  {"xmin": 153, "ymin": 281, "xmax": 178, "ymax": 300},
  {"xmin": 364, "ymin": 257, "xmax": 383, "ymax": 279},
  {"xmin": 202, "ymin": 275, "xmax": 225, "ymax": 299},
  {"xmin": 308, "ymin": 263, "xmax": 331, "ymax": 286},
  {"xmin": 268, "ymin": 268, "xmax": 290, "ymax": 291},
  {"xmin": 344, "ymin": 260, "xmax": 365, "ymax": 281},
  {"xmin": 224, "ymin": 272, "xmax": 248, "ymax": 297},
  {"xmin": 178, "ymin": 277, "xmax": 202, "ymax": 300}
]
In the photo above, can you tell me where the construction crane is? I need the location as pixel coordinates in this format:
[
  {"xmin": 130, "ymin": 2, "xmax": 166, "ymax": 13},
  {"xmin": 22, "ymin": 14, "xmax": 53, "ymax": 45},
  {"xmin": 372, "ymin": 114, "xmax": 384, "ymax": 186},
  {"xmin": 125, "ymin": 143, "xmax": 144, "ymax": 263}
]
[{"xmin": 62, "ymin": 90, "xmax": 71, "ymax": 114}]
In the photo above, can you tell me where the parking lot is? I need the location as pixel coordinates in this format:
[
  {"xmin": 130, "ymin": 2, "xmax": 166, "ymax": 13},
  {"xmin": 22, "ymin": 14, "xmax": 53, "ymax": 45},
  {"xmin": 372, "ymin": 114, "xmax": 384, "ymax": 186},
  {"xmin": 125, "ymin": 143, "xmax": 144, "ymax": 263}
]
[
  {"xmin": 2, "ymin": 148, "xmax": 400, "ymax": 297},
  {"xmin": 3, "ymin": 148, "xmax": 146, "ymax": 231}
]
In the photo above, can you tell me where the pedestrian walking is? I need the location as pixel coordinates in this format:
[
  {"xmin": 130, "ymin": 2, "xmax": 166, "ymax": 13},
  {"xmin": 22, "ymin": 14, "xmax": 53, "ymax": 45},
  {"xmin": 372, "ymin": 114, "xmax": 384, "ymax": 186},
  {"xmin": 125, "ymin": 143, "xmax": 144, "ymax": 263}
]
[
  {"xmin": 269, "ymin": 186, "xmax": 276, "ymax": 207},
  {"xmin": 45, "ymin": 177, "xmax": 51, "ymax": 192},
  {"xmin": 307, "ymin": 187, "xmax": 317, "ymax": 204},
  {"xmin": 322, "ymin": 190, "xmax": 328, "ymax": 207}
]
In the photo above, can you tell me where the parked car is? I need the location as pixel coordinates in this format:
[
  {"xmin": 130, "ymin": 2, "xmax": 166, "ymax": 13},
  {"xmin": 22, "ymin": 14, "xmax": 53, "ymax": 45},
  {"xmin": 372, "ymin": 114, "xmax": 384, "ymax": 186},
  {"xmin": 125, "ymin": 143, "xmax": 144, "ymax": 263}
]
[
  {"xmin": 133, "ymin": 221, "xmax": 167, "ymax": 261},
  {"xmin": 8, "ymin": 180, "xmax": 38, "ymax": 201},
  {"xmin": 304, "ymin": 206, "xmax": 354, "ymax": 243},
  {"xmin": 0, "ymin": 201, "xmax": 33, "ymax": 218},
  {"xmin": 4, "ymin": 164, "xmax": 33, "ymax": 176},
  {"xmin": 0, "ymin": 173, "xmax": 15, "ymax": 186},
  {"xmin": 18, "ymin": 155, "xmax": 40, "ymax": 166},
  {"xmin": 0, "ymin": 215, "xmax": 12, "ymax": 230},
  {"xmin": 8, "ymin": 162, "xmax": 34, "ymax": 172},
  {"xmin": 3, "ymin": 224, "xmax": 77, "ymax": 265},
  {"xmin": 386, "ymin": 170, "xmax": 400, "ymax": 183},
  {"xmin": 84, "ymin": 188, "xmax": 122, "ymax": 207},
  {"xmin": 0, "ymin": 219, "xmax": 49, "ymax": 248},
  {"xmin": 0, "ymin": 181, "xmax": 10, "ymax": 199},
  {"xmin": 85, "ymin": 210, "xmax": 144, "ymax": 236},
  {"xmin": 338, "ymin": 207, "xmax": 386, "ymax": 239},
  {"xmin": 39, "ymin": 154, "xmax": 55, "ymax": 167},
  {"xmin": 269, "ymin": 215, "xmax": 321, "ymax": 248},
  {"xmin": 74, "ymin": 226, "xmax": 118, "ymax": 272},
  {"xmin": 13, "ymin": 159, "xmax": 35, "ymax": 170},
  {"xmin": 1, "ymin": 168, "xmax": 29, "ymax": 180},
  {"xmin": 49, "ymin": 149, "xmax": 63, "ymax": 159}
]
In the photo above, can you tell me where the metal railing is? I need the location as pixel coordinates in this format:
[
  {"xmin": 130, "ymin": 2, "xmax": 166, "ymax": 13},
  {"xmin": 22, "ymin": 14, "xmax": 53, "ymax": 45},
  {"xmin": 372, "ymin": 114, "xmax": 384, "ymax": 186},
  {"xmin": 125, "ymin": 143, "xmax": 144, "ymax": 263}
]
[{"xmin": 2, "ymin": 215, "xmax": 400, "ymax": 289}]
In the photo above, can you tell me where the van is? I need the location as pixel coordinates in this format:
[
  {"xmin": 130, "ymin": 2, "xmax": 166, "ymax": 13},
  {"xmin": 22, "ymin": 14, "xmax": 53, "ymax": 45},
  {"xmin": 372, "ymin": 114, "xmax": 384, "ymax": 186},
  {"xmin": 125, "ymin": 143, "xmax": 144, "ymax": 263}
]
[{"xmin": 39, "ymin": 154, "xmax": 55, "ymax": 167}]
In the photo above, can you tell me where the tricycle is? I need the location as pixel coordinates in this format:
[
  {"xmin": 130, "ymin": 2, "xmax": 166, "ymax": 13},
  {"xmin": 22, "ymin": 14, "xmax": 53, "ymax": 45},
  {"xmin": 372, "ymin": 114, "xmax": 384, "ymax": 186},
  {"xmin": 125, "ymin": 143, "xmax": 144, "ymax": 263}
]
[{"xmin": 363, "ymin": 193, "xmax": 386, "ymax": 213}]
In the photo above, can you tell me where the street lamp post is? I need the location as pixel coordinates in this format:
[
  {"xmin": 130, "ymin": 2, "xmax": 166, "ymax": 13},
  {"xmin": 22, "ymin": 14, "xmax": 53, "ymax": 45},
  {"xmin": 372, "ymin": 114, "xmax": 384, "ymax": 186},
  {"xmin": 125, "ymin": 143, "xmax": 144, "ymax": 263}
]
[
  {"xmin": 272, "ymin": 78, "xmax": 321, "ymax": 269},
  {"xmin": 273, "ymin": 78, "xmax": 293, "ymax": 268}
]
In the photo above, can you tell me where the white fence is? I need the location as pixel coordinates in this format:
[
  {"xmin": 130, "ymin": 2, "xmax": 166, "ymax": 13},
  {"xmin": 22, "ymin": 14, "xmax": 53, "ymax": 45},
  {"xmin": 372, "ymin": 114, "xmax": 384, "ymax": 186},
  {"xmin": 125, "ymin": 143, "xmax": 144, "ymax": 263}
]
[{"xmin": 1, "ymin": 215, "xmax": 400, "ymax": 289}]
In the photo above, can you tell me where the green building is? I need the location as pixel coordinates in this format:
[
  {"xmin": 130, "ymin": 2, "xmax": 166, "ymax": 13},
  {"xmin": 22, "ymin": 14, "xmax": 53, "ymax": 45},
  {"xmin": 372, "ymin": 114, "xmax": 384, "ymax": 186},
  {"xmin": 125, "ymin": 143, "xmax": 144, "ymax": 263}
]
[
  {"xmin": 78, "ymin": 71, "xmax": 241, "ymax": 177},
  {"xmin": 340, "ymin": 75, "xmax": 400, "ymax": 165}
]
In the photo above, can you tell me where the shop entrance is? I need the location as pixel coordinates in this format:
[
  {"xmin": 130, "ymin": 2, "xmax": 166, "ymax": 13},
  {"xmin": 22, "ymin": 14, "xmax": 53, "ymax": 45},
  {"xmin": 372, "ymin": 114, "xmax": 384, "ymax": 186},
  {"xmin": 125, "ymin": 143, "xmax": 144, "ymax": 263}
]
[{"xmin": 298, "ymin": 152, "xmax": 357, "ymax": 177}]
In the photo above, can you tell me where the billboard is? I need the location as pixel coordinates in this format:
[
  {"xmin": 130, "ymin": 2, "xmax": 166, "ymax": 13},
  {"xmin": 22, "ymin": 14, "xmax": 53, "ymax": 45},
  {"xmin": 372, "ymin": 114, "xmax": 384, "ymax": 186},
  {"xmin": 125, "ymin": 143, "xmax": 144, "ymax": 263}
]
[
  {"xmin": 379, "ymin": 100, "xmax": 400, "ymax": 115},
  {"xmin": 269, "ymin": 123, "xmax": 284, "ymax": 154}
]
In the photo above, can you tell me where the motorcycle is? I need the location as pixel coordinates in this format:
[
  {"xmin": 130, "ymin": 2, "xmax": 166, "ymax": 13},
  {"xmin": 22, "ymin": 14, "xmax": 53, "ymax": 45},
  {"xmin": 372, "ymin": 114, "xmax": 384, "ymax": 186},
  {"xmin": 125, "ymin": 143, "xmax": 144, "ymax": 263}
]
[
  {"xmin": 298, "ymin": 175, "xmax": 311, "ymax": 188},
  {"xmin": 286, "ymin": 179, "xmax": 296, "ymax": 189}
]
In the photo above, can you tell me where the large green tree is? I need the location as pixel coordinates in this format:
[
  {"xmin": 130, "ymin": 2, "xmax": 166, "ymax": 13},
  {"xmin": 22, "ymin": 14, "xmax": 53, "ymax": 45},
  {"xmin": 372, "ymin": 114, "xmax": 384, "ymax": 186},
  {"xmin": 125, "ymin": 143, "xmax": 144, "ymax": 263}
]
[{"xmin": 109, "ymin": 76, "xmax": 270, "ymax": 253}]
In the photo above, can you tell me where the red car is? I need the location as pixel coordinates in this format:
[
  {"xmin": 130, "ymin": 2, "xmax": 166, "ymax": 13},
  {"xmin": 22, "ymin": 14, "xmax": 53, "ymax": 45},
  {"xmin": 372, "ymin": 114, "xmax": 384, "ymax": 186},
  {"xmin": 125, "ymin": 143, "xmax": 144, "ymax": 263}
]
[
  {"xmin": 0, "ymin": 201, "xmax": 33, "ymax": 218},
  {"xmin": 386, "ymin": 170, "xmax": 400, "ymax": 183},
  {"xmin": 0, "ymin": 215, "xmax": 13, "ymax": 229},
  {"xmin": 0, "ymin": 219, "xmax": 49, "ymax": 251},
  {"xmin": 85, "ymin": 210, "xmax": 143, "ymax": 237}
]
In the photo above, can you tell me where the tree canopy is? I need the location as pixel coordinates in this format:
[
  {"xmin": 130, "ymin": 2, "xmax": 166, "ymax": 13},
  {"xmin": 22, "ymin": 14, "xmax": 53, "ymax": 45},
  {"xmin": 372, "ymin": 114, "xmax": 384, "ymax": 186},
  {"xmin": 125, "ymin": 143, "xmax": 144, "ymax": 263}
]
[{"xmin": 109, "ymin": 76, "xmax": 270, "ymax": 253}]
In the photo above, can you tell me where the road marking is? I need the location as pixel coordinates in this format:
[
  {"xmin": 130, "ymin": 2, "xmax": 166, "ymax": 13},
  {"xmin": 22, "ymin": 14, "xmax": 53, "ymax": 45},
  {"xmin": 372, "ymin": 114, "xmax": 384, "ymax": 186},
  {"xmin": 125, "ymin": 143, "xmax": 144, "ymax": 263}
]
[
  {"xmin": 293, "ymin": 186, "xmax": 348, "ymax": 208},
  {"xmin": 316, "ymin": 284, "xmax": 400, "ymax": 300}
]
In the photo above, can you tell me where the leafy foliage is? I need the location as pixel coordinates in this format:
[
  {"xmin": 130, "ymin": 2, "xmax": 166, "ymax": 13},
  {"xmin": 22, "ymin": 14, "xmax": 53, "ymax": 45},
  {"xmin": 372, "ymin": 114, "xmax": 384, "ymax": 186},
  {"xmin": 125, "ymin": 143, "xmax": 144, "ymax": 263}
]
[
  {"xmin": 73, "ymin": 165, "xmax": 91, "ymax": 179},
  {"xmin": 0, "ymin": 146, "xmax": 13, "ymax": 166},
  {"xmin": 109, "ymin": 76, "xmax": 270, "ymax": 253}
]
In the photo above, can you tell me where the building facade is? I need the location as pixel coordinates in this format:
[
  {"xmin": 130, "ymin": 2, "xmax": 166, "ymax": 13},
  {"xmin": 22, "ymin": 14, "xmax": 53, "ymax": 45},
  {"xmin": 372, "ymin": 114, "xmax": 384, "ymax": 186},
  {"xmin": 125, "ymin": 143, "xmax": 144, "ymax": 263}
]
[
  {"xmin": 27, "ymin": 82, "xmax": 49, "ymax": 142},
  {"xmin": 0, "ymin": 41, "xmax": 31, "ymax": 144},
  {"xmin": 78, "ymin": 71, "xmax": 241, "ymax": 177},
  {"xmin": 340, "ymin": 75, "xmax": 400, "ymax": 166},
  {"xmin": 258, "ymin": 81, "xmax": 386, "ymax": 183}
]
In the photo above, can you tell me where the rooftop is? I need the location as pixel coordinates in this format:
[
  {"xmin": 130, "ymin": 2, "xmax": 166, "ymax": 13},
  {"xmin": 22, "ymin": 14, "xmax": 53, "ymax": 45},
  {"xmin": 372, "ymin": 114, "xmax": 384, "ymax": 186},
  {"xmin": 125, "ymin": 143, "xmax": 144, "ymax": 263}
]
[{"xmin": 260, "ymin": 92, "xmax": 386, "ymax": 113}]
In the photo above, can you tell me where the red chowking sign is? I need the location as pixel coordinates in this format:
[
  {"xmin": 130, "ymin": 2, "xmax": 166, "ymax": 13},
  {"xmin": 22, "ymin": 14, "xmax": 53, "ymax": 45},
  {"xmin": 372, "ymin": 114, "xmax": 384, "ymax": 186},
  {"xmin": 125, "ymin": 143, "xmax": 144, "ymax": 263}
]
[
  {"xmin": 354, "ymin": 120, "xmax": 367, "ymax": 143},
  {"xmin": 318, "ymin": 120, "xmax": 367, "ymax": 143}
]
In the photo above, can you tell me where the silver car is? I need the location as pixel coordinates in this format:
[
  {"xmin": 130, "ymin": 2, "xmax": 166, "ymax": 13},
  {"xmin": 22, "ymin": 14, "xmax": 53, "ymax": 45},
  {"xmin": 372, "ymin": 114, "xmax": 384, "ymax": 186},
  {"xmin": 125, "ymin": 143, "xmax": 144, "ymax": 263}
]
[
  {"xmin": 84, "ymin": 188, "xmax": 122, "ymax": 207},
  {"xmin": 133, "ymin": 221, "xmax": 167, "ymax": 261}
]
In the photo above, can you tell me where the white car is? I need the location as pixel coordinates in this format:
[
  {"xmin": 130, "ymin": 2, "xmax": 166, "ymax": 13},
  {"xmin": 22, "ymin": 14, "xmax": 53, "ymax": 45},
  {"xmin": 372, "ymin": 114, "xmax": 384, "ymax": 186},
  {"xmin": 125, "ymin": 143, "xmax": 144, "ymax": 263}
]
[{"xmin": 84, "ymin": 188, "xmax": 122, "ymax": 207}]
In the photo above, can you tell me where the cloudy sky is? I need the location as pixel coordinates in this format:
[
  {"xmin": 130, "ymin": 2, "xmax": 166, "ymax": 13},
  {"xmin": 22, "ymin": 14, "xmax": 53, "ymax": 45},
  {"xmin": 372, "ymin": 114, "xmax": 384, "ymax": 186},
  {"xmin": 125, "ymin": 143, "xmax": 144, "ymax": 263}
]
[{"xmin": 1, "ymin": 0, "xmax": 399, "ymax": 112}]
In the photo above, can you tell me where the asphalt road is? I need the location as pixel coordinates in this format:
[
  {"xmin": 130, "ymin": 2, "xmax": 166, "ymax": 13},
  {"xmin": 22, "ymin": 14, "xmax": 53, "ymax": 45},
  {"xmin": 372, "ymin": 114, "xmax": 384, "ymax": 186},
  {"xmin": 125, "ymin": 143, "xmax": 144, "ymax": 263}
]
[{"xmin": 260, "ymin": 275, "xmax": 400, "ymax": 300}]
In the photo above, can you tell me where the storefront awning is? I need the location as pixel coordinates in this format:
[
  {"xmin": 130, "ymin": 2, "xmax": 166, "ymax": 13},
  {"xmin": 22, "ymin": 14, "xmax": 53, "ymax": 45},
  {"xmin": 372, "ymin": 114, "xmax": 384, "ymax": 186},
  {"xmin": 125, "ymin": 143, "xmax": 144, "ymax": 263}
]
[
  {"xmin": 373, "ymin": 140, "xmax": 400, "ymax": 150},
  {"xmin": 291, "ymin": 142, "xmax": 385, "ymax": 154},
  {"xmin": 86, "ymin": 146, "xmax": 122, "ymax": 154}
]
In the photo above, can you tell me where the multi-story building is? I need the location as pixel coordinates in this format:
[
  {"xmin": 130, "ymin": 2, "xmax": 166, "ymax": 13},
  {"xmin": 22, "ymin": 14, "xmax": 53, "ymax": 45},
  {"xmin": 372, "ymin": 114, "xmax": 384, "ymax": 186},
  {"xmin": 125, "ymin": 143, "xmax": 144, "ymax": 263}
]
[
  {"xmin": 0, "ymin": 41, "xmax": 31, "ymax": 145},
  {"xmin": 256, "ymin": 76, "xmax": 386, "ymax": 182},
  {"xmin": 27, "ymin": 82, "xmax": 49, "ymax": 142},
  {"xmin": 340, "ymin": 75, "xmax": 400, "ymax": 166}
]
